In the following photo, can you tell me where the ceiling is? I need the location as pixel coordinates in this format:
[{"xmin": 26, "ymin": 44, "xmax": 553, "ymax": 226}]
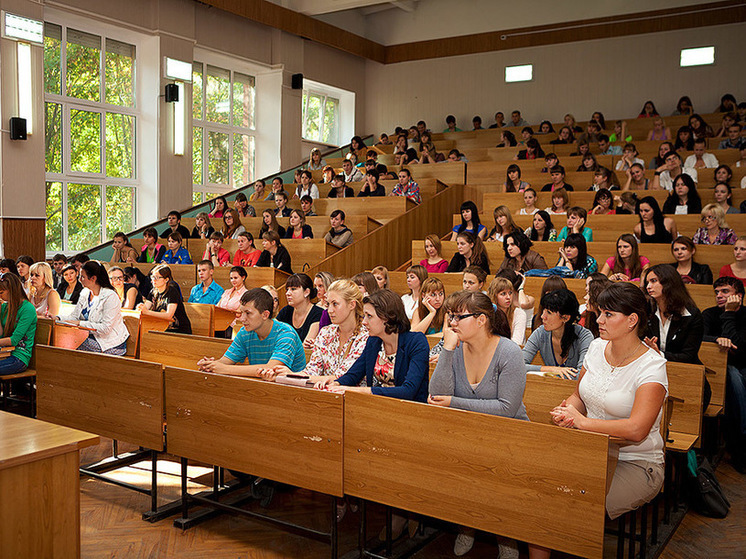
[{"xmin": 266, "ymin": 0, "xmax": 420, "ymax": 16}]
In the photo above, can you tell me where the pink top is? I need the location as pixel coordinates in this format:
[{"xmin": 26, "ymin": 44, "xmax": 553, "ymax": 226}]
[
  {"xmin": 203, "ymin": 247, "xmax": 231, "ymax": 266},
  {"xmin": 420, "ymin": 258, "xmax": 449, "ymax": 273},
  {"xmin": 217, "ymin": 285, "xmax": 248, "ymax": 312},
  {"xmin": 209, "ymin": 210, "xmax": 224, "ymax": 219},
  {"xmin": 604, "ymin": 256, "xmax": 650, "ymax": 280},
  {"xmin": 719, "ymin": 265, "xmax": 746, "ymax": 288}
]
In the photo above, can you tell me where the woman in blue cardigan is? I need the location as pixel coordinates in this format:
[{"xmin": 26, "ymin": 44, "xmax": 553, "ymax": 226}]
[{"xmin": 316, "ymin": 288, "xmax": 429, "ymax": 403}]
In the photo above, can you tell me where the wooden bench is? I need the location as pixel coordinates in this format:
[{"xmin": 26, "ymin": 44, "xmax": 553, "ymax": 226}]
[
  {"xmin": 699, "ymin": 342, "xmax": 729, "ymax": 418},
  {"xmin": 314, "ymin": 196, "xmax": 415, "ymax": 221},
  {"xmin": 183, "ymin": 303, "xmax": 215, "ymax": 337},
  {"xmin": 182, "ymin": 214, "xmax": 380, "ymax": 237},
  {"xmin": 344, "ymin": 390, "xmax": 613, "ymax": 558},
  {"xmin": 139, "ymin": 330, "xmax": 232, "ymax": 370},
  {"xmin": 130, "ymin": 262, "xmax": 196, "ymax": 295}
]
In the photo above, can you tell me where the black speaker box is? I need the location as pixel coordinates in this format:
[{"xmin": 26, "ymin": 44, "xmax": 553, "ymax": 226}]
[
  {"xmin": 165, "ymin": 83, "xmax": 179, "ymax": 103},
  {"xmin": 291, "ymin": 73, "xmax": 304, "ymax": 90},
  {"xmin": 10, "ymin": 117, "xmax": 27, "ymax": 140}
]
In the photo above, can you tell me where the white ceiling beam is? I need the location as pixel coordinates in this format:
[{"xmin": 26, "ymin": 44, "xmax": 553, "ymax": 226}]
[{"xmin": 291, "ymin": 0, "xmax": 397, "ymax": 16}]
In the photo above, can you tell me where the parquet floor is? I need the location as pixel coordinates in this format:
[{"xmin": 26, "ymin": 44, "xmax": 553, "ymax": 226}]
[{"xmin": 79, "ymin": 439, "xmax": 745, "ymax": 559}]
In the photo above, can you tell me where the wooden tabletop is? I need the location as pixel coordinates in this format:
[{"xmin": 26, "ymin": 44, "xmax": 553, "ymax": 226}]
[{"xmin": 0, "ymin": 411, "xmax": 99, "ymax": 470}]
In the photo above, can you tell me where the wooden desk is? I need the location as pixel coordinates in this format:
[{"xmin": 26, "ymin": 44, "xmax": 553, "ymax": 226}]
[{"xmin": 0, "ymin": 411, "xmax": 98, "ymax": 559}]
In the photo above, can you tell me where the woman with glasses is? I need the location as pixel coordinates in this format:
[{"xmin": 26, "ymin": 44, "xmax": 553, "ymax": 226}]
[
  {"xmin": 692, "ymin": 204, "xmax": 738, "ymax": 245},
  {"xmin": 137, "ymin": 264, "xmax": 191, "ymax": 334},
  {"xmin": 108, "ymin": 266, "xmax": 141, "ymax": 309}
]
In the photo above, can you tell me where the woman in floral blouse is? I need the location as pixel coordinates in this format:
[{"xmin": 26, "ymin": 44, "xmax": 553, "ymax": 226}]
[{"xmin": 692, "ymin": 204, "xmax": 738, "ymax": 245}]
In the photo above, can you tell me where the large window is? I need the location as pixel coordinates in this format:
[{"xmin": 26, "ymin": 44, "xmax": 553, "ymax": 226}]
[
  {"xmin": 302, "ymin": 90, "xmax": 339, "ymax": 145},
  {"xmin": 192, "ymin": 61, "xmax": 256, "ymax": 204},
  {"xmin": 44, "ymin": 23, "xmax": 138, "ymax": 252}
]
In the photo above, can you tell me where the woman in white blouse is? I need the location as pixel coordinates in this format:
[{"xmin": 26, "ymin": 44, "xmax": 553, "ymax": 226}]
[
  {"xmin": 550, "ymin": 283, "xmax": 667, "ymax": 524},
  {"xmin": 66, "ymin": 261, "xmax": 129, "ymax": 355}
]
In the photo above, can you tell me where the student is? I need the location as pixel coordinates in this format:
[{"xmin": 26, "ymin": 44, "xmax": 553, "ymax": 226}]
[
  {"xmin": 197, "ymin": 288, "xmax": 306, "ymax": 376},
  {"xmin": 649, "ymin": 141, "xmax": 674, "ymax": 170},
  {"xmin": 259, "ymin": 209, "xmax": 286, "ymax": 238},
  {"xmin": 718, "ymin": 124, "xmax": 746, "ymax": 150},
  {"xmin": 327, "ymin": 174, "xmax": 355, "ymax": 198},
  {"xmin": 300, "ymin": 195, "xmax": 317, "ymax": 217},
  {"xmin": 570, "ymin": 140, "xmax": 591, "ymax": 158},
  {"xmin": 390, "ymin": 168, "xmax": 421, "ymax": 204},
  {"xmin": 615, "ymin": 143, "xmax": 644, "ymax": 172},
  {"xmin": 352, "ymin": 272, "xmax": 379, "ymax": 298},
  {"xmin": 137, "ymin": 227, "xmax": 166, "ymax": 263},
  {"xmin": 451, "ymin": 201, "xmax": 486, "ymax": 241},
  {"xmin": 28, "ymin": 262, "xmax": 61, "ymax": 317},
  {"xmin": 515, "ymin": 138, "xmax": 544, "ymax": 160},
  {"xmin": 645, "ymin": 118, "xmax": 671, "ymax": 142},
  {"xmin": 541, "ymin": 165, "xmax": 574, "ymax": 192},
  {"xmin": 661, "ymin": 174, "xmax": 702, "ymax": 215},
  {"xmin": 544, "ymin": 188, "xmax": 569, "ymax": 215},
  {"xmin": 556, "ymin": 207, "xmax": 593, "ymax": 242},
  {"xmin": 216, "ymin": 266, "xmax": 248, "ymax": 328},
  {"xmin": 617, "ymin": 191, "xmax": 640, "ymax": 215},
  {"xmin": 642, "ymin": 264, "xmax": 703, "ymax": 364},
  {"xmin": 56, "ymin": 264, "xmax": 84, "ymax": 304},
  {"xmin": 137, "ymin": 264, "xmax": 192, "ymax": 334},
  {"xmin": 488, "ymin": 112, "xmax": 504, "ymax": 129},
  {"xmin": 601, "ymin": 234, "xmax": 650, "ymax": 282},
  {"xmin": 673, "ymin": 96, "xmax": 694, "ymax": 116},
  {"xmin": 234, "ymin": 193, "xmax": 256, "ymax": 217},
  {"xmin": 598, "ymin": 134, "xmax": 623, "ymax": 155},
  {"xmin": 358, "ymin": 169, "xmax": 386, "ymax": 197},
  {"xmin": 537, "ymin": 120, "xmax": 554, "ymax": 134},
  {"xmin": 588, "ymin": 167, "xmax": 618, "ymax": 192},
  {"xmin": 523, "ymin": 289, "xmax": 593, "ymax": 379},
  {"xmin": 233, "ymin": 232, "xmax": 262, "ymax": 267},
  {"xmin": 540, "ymin": 153, "xmax": 559, "ymax": 173},
  {"xmin": 550, "ymin": 283, "xmax": 666, "ymax": 521},
  {"xmin": 314, "ymin": 271, "xmax": 336, "ymax": 329},
  {"xmin": 589, "ymin": 188, "xmax": 616, "ymax": 215},
  {"xmin": 668, "ymin": 236, "xmax": 713, "ymax": 285},
  {"xmin": 525, "ymin": 210, "xmax": 557, "ymax": 242},
  {"xmin": 324, "ymin": 210, "xmax": 353, "ymax": 248},
  {"xmin": 550, "ymin": 126, "xmax": 574, "ymax": 145},
  {"xmin": 401, "ymin": 264, "xmax": 427, "ymax": 320},
  {"xmin": 623, "ymin": 163, "xmax": 650, "ymax": 191},
  {"xmin": 256, "ymin": 231, "xmax": 293, "ymax": 273},
  {"xmin": 265, "ymin": 177, "xmax": 284, "ymax": 200},
  {"xmin": 489, "ymin": 276, "xmax": 528, "ymax": 345},
  {"xmin": 162, "ymin": 232, "xmax": 193, "ymax": 264},
  {"xmin": 418, "ymin": 234, "xmax": 448, "ymax": 274},
  {"xmin": 713, "ymin": 183, "xmax": 738, "ymax": 215},
  {"xmin": 518, "ymin": 188, "xmax": 539, "ymax": 215},
  {"xmin": 472, "ymin": 116, "xmax": 483, "ymax": 130},
  {"xmin": 284, "ymin": 209, "xmax": 314, "ymax": 239},
  {"xmin": 411, "ymin": 278, "xmax": 446, "ymax": 336},
  {"xmin": 249, "ymin": 179, "xmax": 266, "ymax": 202},
  {"xmin": 498, "ymin": 231, "xmax": 547, "ymax": 274},
  {"xmin": 526, "ymin": 234, "xmax": 597, "ymax": 279},
  {"xmin": 341, "ymin": 158, "xmax": 363, "ymax": 182},
  {"xmin": 579, "ymin": 273, "xmax": 612, "ymax": 337},
  {"xmin": 203, "ymin": 231, "xmax": 232, "ymax": 267},
  {"xmin": 294, "ymin": 170, "xmax": 320, "ymax": 199},
  {"xmin": 372, "ymin": 266, "xmax": 389, "ymax": 290},
  {"xmin": 714, "ymin": 164, "xmax": 734, "ymax": 186},
  {"xmin": 273, "ymin": 191, "xmax": 292, "ymax": 218},
  {"xmin": 306, "ymin": 147, "xmax": 326, "ymax": 171},
  {"xmin": 487, "ymin": 205, "xmax": 519, "ymax": 243},
  {"xmin": 110, "ymin": 232, "xmax": 139, "ymax": 263},
  {"xmin": 443, "ymin": 115, "xmax": 462, "ymax": 133},
  {"xmin": 277, "ymin": 273, "xmax": 323, "ymax": 343},
  {"xmin": 510, "ymin": 110, "xmax": 528, "ymax": 127},
  {"xmin": 674, "ymin": 126, "xmax": 695, "ymax": 152},
  {"xmin": 160, "ymin": 210, "xmax": 191, "ymax": 239},
  {"xmin": 609, "ymin": 120, "xmax": 632, "ymax": 143},
  {"xmin": 496, "ymin": 130, "xmax": 517, "ymax": 148},
  {"xmin": 719, "ymin": 237, "xmax": 746, "ymax": 288},
  {"xmin": 188, "ymin": 260, "xmax": 224, "ymax": 305},
  {"xmin": 208, "ymin": 196, "xmax": 228, "ymax": 219},
  {"xmin": 191, "ymin": 212, "xmax": 215, "ymax": 239},
  {"xmin": 316, "ymin": 289, "xmax": 430, "ymax": 403},
  {"xmin": 653, "ymin": 151, "xmax": 697, "ymax": 191},
  {"xmin": 108, "ymin": 265, "xmax": 141, "ymax": 309},
  {"xmin": 634, "ymin": 196, "xmax": 677, "ymax": 244},
  {"xmin": 66, "ymin": 261, "xmax": 129, "ymax": 355},
  {"xmin": 446, "ymin": 232, "xmax": 490, "ymax": 274},
  {"xmin": 504, "ymin": 163, "xmax": 530, "ymax": 193},
  {"xmin": 693, "ymin": 204, "xmax": 738, "ymax": 245},
  {"xmin": 123, "ymin": 267, "xmax": 152, "ymax": 301},
  {"xmin": 577, "ymin": 153, "xmax": 599, "ymax": 173},
  {"xmin": 51, "ymin": 254, "xmax": 67, "ymax": 289},
  {"xmin": 684, "ymin": 138, "xmax": 719, "ymax": 169},
  {"xmin": 429, "ymin": 290, "xmax": 529, "ymax": 559},
  {"xmin": 376, "ymin": 133, "xmax": 392, "ymax": 145},
  {"xmin": 702, "ymin": 277, "xmax": 746, "ymax": 470},
  {"xmin": 0, "ymin": 273, "xmax": 37, "ymax": 376},
  {"xmin": 462, "ymin": 266, "xmax": 487, "ymax": 293}
]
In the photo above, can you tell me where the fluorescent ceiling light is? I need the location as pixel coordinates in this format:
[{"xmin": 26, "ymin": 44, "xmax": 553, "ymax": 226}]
[
  {"xmin": 165, "ymin": 57, "xmax": 193, "ymax": 82},
  {"xmin": 505, "ymin": 64, "xmax": 532, "ymax": 83},
  {"xmin": 680, "ymin": 46, "xmax": 715, "ymax": 67},
  {"xmin": 174, "ymin": 82, "xmax": 185, "ymax": 156},
  {"xmin": 18, "ymin": 42, "xmax": 32, "ymax": 134},
  {"xmin": 2, "ymin": 12, "xmax": 44, "ymax": 44}
]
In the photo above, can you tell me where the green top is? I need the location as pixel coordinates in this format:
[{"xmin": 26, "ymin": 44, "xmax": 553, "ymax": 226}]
[
  {"xmin": 609, "ymin": 132, "xmax": 633, "ymax": 143},
  {"xmin": 1, "ymin": 300, "xmax": 37, "ymax": 365}
]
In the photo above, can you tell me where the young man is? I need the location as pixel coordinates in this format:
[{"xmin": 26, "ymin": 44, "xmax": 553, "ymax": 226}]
[
  {"xmin": 653, "ymin": 151, "xmax": 697, "ymax": 191},
  {"xmin": 160, "ymin": 210, "xmax": 191, "ymax": 239},
  {"xmin": 197, "ymin": 288, "xmax": 305, "ymax": 377},
  {"xmin": 341, "ymin": 159, "xmax": 363, "ymax": 183},
  {"xmin": 443, "ymin": 115, "xmax": 461, "ymax": 133},
  {"xmin": 274, "ymin": 190, "xmax": 292, "ymax": 217},
  {"xmin": 556, "ymin": 207, "xmax": 593, "ymax": 242},
  {"xmin": 702, "ymin": 277, "xmax": 746, "ymax": 471},
  {"xmin": 324, "ymin": 210, "xmax": 353, "ymax": 248},
  {"xmin": 718, "ymin": 124, "xmax": 746, "ymax": 150},
  {"xmin": 597, "ymin": 134, "xmax": 622, "ymax": 155},
  {"xmin": 541, "ymin": 165, "xmax": 574, "ymax": 191},
  {"xmin": 511, "ymin": 110, "xmax": 528, "ymax": 127},
  {"xmin": 71, "ymin": 253, "xmax": 90, "ymax": 272},
  {"xmin": 488, "ymin": 112, "xmax": 505, "ymax": 129},
  {"xmin": 684, "ymin": 138, "xmax": 720, "ymax": 169},
  {"xmin": 472, "ymin": 116, "xmax": 483, "ymax": 130},
  {"xmin": 188, "ymin": 260, "xmax": 224, "ymax": 305},
  {"xmin": 327, "ymin": 175, "xmax": 355, "ymax": 198},
  {"xmin": 416, "ymin": 120, "xmax": 429, "ymax": 137},
  {"xmin": 51, "ymin": 253, "xmax": 67, "ymax": 289}
]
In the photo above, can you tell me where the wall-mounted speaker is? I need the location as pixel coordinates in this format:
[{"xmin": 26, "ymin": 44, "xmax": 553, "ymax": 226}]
[
  {"xmin": 165, "ymin": 83, "xmax": 179, "ymax": 103},
  {"xmin": 291, "ymin": 73, "xmax": 304, "ymax": 90},
  {"xmin": 9, "ymin": 117, "xmax": 27, "ymax": 141}
]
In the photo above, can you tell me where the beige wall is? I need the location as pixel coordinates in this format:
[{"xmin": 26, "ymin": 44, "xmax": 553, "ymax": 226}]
[{"xmin": 365, "ymin": 23, "xmax": 746, "ymax": 134}]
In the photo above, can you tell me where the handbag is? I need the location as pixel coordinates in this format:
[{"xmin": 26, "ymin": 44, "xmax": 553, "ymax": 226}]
[{"xmin": 686, "ymin": 452, "xmax": 730, "ymax": 518}]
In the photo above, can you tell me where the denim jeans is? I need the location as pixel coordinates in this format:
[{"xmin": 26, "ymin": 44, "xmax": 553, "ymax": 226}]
[{"xmin": 0, "ymin": 356, "xmax": 28, "ymax": 376}]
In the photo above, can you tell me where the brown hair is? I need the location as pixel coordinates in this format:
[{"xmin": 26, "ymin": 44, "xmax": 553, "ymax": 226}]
[
  {"xmin": 487, "ymin": 276, "xmax": 516, "ymax": 325},
  {"xmin": 417, "ymin": 277, "xmax": 446, "ymax": 332},
  {"xmin": 364, "ymin": 289, "xmax": 410, "ymax": 334},
  {"xmin": 613, "ymin": 234, "xmax": 643, "ymax": 279},
  {"xmin": 353, "ymin": 272, "xmax": 380, "ymax": 296},
  {"xmin": 444, "ymin": 291, "xmax": 510, "ymax": 337},
  {"xmin": 222, "ymin": 208, "xmax": 243, "ymax": 238},
  {"xmin": 371, "ymin": 266, "xmax": 390, "ymax": 289},
  {"xmin": 0, "ymin": 273, "xmax": 29, "ymax": 336}
]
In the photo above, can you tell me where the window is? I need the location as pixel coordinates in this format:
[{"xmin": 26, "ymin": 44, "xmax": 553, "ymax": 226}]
[
  {"xmin": 302, "ymin": 90, "xmax": 339, "ymax": 145},
  {"xmin": 505, "ymin": 64, "xmax": 533, "ymax": 83},
  {"xmin": 44, "ymin": 22, "xmax": 138, "ymax": 252},
  {"xmin": 192, "ymin": 61, "xmax": 256, "ymax": 204},
  {"xmin": 680, "ymin": 46, "xmax": 715, "ymax": 67}
]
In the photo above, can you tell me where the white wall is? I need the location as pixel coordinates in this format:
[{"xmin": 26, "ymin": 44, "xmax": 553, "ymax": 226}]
[{"xmin": 364, "ymin": 23, "xmax": 746, "ymax": 134}]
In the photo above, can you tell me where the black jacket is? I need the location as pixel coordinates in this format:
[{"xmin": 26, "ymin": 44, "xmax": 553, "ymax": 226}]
[
  {"xmin": 56, "ymin": 280, "xmax": 84, "ymax": 305},
  {"xmin": 703, "ymin": 305, "xmax": 746, "ymax": 369},
  {"xmin": 256, "ymin": 245, "xmax": 293, "ymax": 274},
  {"xmin": 667, "ymin": 261, "xmax": 713, "ymax": 285},
  {"xmin": 646, "ymin": 305, "xmax": 703, "ymax": 364}
]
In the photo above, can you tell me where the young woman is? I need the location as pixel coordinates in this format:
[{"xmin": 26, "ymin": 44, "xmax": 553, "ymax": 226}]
[
  {"xmin": 518, "ymin": 188, "xmax": 539, "ymax": 215},
  {"xmin": 209, "ymin": 195, "xmax": 228, "ymax": 219},
  {"xmin": 523, "ymin": 289, "xmax": 593, "ymax": 379},
  {"xmin": 577, "ymin": 153, "xmax": 599, "ymax": 173},
  {"xmin": 692, "ymin": 204, "xmax": 738, "ymax": 245},
  {"xmin": 489, "ymin": 276, "xmax": 528, "ymax": 345},
  {"xmin": 688, "ymin": 114, "xmax": 714, "ymax": 140},
  {"xmin": 451, "ymin": 201, "xmax": 486, "ymax": 241},
  {"xmin": 352, "ymin": 272, "xmax": 379, "ymax": 298},
  {"xmin": 313, "ymin": 271, "xmax": 336, "ymax": 328},
  {"xmin": 203, "ymin": 232, "xmax": 231, "ymax": 267},
  {"xmin": 28, "ymin": 262, "xmax": 61, "ymax": 317},
  {"xmin": 446, "ymin": 232, "xmax": 490, "ymax": 274},
  {"xmin": 487, "ymin": 205, "xmax": 519, "ymax": 243},
  {"xmin": 137, "ymin": 227, "xmax": 166, "ymax": 263},
  {"xmin": 276, "ymin": 273, "xmax": 323, "ymax": 344},
  {"xmin": 648, "ymin": 142, "xmax": 674, "ymax": 170},
  {"xmin": 719, "ymin": 237, "xmax": 746, "ymax": 288},
  {"xmin": 673, "ymin": 96, "xmax": 694, "ymax": 116},
  {"xmin": 350, "ymin": 135, "xmax": 366, "ymax": 154},
  {"xmin": 514, "ymin": 138, "xmax": 544, "ymax": 160},
  {"xmin": 674, "ymin": 126, "xmax": 695, "ymax": 151},
  {"xmin": 545, "ymin": 188, "xmax": 569, "ymax": 215},
  {"xmin": 713, "ymin": 183, "xmax": 738, "ymax": 214},
  {"xmin": 551, "ymin": 126, "xmax": 575, "ymax": 145},
  {"xmin": 564, "ymin": 114, "xmax": 583, "ymax": 134},
  {"xmin": 56, "ymin": 265, "xmax": 84, "ymax": 304},
  {"xmin": 110, "ymin": 232, "xmax": 138, "ymax": 263},
  {"xmin": 550, "ymin": 283, "xmax": 666, "ymax": 522},
  {"xmin": 717, "ymin": 94, "xmax": 737, "ymax": 113},
  {"xmin": 0, "ymin": 273, "xmax": 38, "ymax": 376},
  {"xmin": 191, "ymin": 212, "xmax": 215, "ymax": 239},
  {"xmin": 390, "ymin": 168, "xmax": 421, "ymax": 204},
  {"xmin": 66, "ymin": 261, "xmax": 129, "ymax": 355},
  {"xmin": 669, "ymin": 236, "xmax": 713, "ymax": 285},
  {"xmin": 0, "ymin": 259, "xmax": 19, "ymax": 276},
  {"xmin": 372, "ymin": 266, "xmax": 389, "ymax": 290},
  {"xmin": 400, "ymin": 148, "xmax": 419, "ymax": 165},
  {"xmin": 428, "ymin": 290, "xmax": 529, "ymax": 559},
  {"xmin": 497, "ymin": 231, "xmax": 547, "ymax": 274},
  {"xmin": 714, "ymin": 112, "xmax": 738, "ymax": 138},
  {"xmin": 222, "ymin": 209, "xmax": 246, "ymax": 240},
  {"xmin": 162, "ymin": 232, "xmax": 193, "ymax": 264},
  {"xmin": 232, "ymin": 232, "xmax": 261, "ymax": 267},
  {"xmin": 108, "ymin": 266, "xmax": 140, "ymax": 309},
  {"xmin": 249, "ymin": 179, "xmax": 266, "ymax": 202},
  {"xmin": 294, "ymin": 170, "xmax": 320, "ymax": 199},
  {"xmin": 714, "ymin": 164, "xmax": 733, "ymax": 186},
  {"xmin": 411, "ymin": 277, "xmax": 446, "ymax": 336},
  {"xmin": 124, "ymin": 266, "xmax": 152, "ymax": 301},
  {"xmin": 420, "ymin": 234, "xmax": 449, "ymax": 273},
  {"xmin": 634, "ymin": 196, "xmax": 678, "ymax": 244},
  {"xmin": 531, "ymin": 276, "xmax": 568, "ymax": 331},
  {"xmin": 589, "ymin": 167, "xmax": 617, "ymax": 192},
  {"xmin": 662, "ymin": 174, "xmax": 702, "ymax": 215},
  {"xmin": 589, "ymin": 188, "xmax": 616, "ymax": 215},
  {"xmin": 401, "ymin": 264, "xmax": 427, "ymax": 320},
  {"xmin": 256, "ymin": 231, "xmax": 293, "ymax": 274},
  {"xmin": 216, "ymin": 266, "xmax": 248, "ymax": 332},
  {"xmin": 358, "ymin": 169, "xmax": 386, "ymax": 197},
  {"xmin": 504, "ymin": 164, "xmax": 530, "ymax": 193},
  {"xmin": 623, "ymin": 164, "xmax": 650, "ymax": 191},
  {"xmin": 138, "ymin": 265, "xmax": 191, "ymax": 334},
  {"xmin": 283, "ymin": 209, "xmax": 314, "ymax": 240},
  {"xmin": 525, "ymin": 210, "xmax": 557, "ymax": 242},
  {"xmin": 601, "ymin": 234, "xmax": 650, "ymax": 282},
  {"xmin": 579, "ymin": 273, "xmax": 612, "ymax": 337},
  {"xmin": 496, "ymin": 130, "xmax": 517, "ymax": 148},
  {"xmin": 306, "ymin": 147, "xmax": 326, "ymax": 171},
  {"xmin": 642, "ymin": 264, "xmax": 703, "ymax": 364},
  {"xmin": 638, "ymin": 100, "xmax": 659, "ymax": 118},
  {"xmin": 462, "ymin": 266, "xmax": 487, "ymax": 293},
  {"xmin": 646, "ymin": 117, "xmax": 672, "ymax": 141},
  {"xmin": 259, "ymin": 209, "xmax": 286, "ymax": 238},
  {"xmin": 551, "ymin": 234, "xmax": 598, "ymax": 279}
]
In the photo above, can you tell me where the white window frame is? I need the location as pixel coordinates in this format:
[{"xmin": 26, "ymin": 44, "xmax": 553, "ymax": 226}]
[{"xmin": 301, "ymin": 79, "xmax": 355, "ymax": 148}]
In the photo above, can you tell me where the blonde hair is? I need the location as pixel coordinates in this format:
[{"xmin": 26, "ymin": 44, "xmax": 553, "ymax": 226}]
[
  {"xmin": 488, "ymin": 277, "xmax": 516, "ymax": 325},
  {"xmin": 195, "ymin": 212, "xmax": 212, "ymax": 228},
  {"xmin": 702, "ymin": 203, "xmax": 728, "ymax": 229},
  {"xmin": 326, "ymin": 279, "xmax": 364, "ymax": 328},
  {"xmin": 29, "ymin": 261, "xmax": 54, "ymax": 292},
  {"xmin": 371, "ymin": 266, "xmax": 390, "ymax": 288},
  {"xmin": 424, "ymin": 234, "xmax": 443, "ymax": 258}
]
